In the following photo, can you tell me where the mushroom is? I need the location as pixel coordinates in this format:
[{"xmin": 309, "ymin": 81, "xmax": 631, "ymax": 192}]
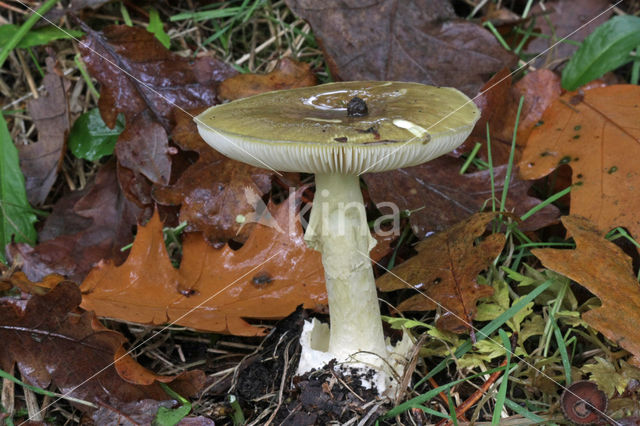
[{"xmin": 195, "ymin": 81, "xmax": 479, "ymax": 394}]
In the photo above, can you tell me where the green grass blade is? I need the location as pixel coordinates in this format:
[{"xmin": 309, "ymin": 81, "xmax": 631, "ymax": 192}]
[
  {"xmin": 551, "ymin": 314, "xmax": 572, "ymax": 385},
  {"xmin": 0, "ymin": 112, "xmax": 37, "ymax": 264},
  {"xmin": 503, "ymin": 398, "xmax": 548, "ymax": 424},
  {"xmin": 500, "ymin": 96, "xmax": 524, "ymax": 213},
  {"xmin": 492, "ymin": 330, "xmax": 512, "ymax": 424},
  {"xmin": 0, "ymin": 0, "xmax": 62, "ymax": 68},
  {"xmin": 519, "ymin": 186, "xmax": 572, "ymax": 221}
]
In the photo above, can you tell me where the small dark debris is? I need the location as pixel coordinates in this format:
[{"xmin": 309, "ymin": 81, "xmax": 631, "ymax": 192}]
[
  {"xmin": 569, "ymin": 93, "xmax": 584, "ymax": 105},
  {"xmin": 559, "ymin": 156, "xmax": 572, "ymax": 165},
  {"xmin": 252, "ymin": 272, "xmax": 273, "ymax": 287},
  {"xmin": 347, "ymin": 96, "xmax": 368, "ymax": 117},
  {"xmin": 334, "ymin": 137, "xmax": 348, "ymax": 143},
  {"xmin": 608, "ymin": 166, "xmax": 618, "ymax": 174}
]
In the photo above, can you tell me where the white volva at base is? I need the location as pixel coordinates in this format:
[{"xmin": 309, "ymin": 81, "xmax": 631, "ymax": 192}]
[{"xmin": 296, "ymin": 318, "xmax": 414, "ymax": 397}]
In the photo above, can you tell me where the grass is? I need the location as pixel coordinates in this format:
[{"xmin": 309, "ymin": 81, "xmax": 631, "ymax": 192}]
[{"xmin": 1, "ymin": 0, "xmax": 639, "ymax": 424}]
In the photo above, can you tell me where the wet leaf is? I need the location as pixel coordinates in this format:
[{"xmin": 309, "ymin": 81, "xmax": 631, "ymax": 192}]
[
  {"xmin": 7, "ymin": 160, "xmax": 140, "ymax": 282},
  {"xmin": 524, "ymin": 0, "xmax": 613, "ymax": 69},
  {"xmin": 519, "ymin": 85, "xmax": 640, "ymax": 240},
  {"xmin": 285, "ymin": 0, "xmax": 516, "ymax": 96},
  {"xmin": 79, "ymin": 24, "xmax": 235, "ymax": 206},
  {"xmin": 0, "ymin": 281, "xmax": 204, "ymax": 412},
  {"xmin": 153, "ymin": 111, "xmax": 273, "ymax": 243},
  {"xmin": 458, "ymin": 68, "xmax": 562, "ymax": 164},
  {"xmin": 364, "ymin": 156, "xmax": 559, "ymax": 239},
  {"xmin": 376, "ymin": 212, "xmax": 506, "ymax": 333},
  {"xmin": 1, "ymin": 113, "xmax": 37, "ymax": 265},
  {"xmin": 562, "ymin": 16, "xmax": 640, "ymax": 90},
  {"xmin": 80, "ymin": 190, "xmax": 327, "ymax": 336},
  {"xmin": 218, "ymin": 57, "xmax": 317, "ymax": 101},
  {"xmin": 19, "ymin": 59, "xmax": 70, "ymax": 205},
  {"xmin": 532, "ymin": 215, "xmax": 640, "ymax": 358},
  {"xmin": 68, "ymin": 108, "xmax": 125, "ymax": 161}
]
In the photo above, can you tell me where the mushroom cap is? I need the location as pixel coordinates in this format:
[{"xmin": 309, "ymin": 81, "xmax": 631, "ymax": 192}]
[{"xmin": 195, "ymin": 81, "xmax": 480, "ymax": 174}]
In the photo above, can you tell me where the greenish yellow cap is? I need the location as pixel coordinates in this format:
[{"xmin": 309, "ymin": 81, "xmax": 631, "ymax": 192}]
[{"xmin": 195, "ymin": 81, "xmax": 479, "ymax": 174}]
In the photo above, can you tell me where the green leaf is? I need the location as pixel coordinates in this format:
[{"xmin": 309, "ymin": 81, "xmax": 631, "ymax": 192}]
[
  {"xmin": 0, "ymin": 24, "xmax": 83, "ymax": 49},
  {"xmin": 0, "ymin": 113, "xmax": 37, "ymax": 264},
  {"xmin": 562, "ymin": 15, "xmax": 640, "ymax": 90},
  {"xmin": 147, "ymin": 8, "xmax": 171, "ymax": 49},
  {"xmin": 68, "ymin": 109, "xmax": 124, "ymax": 161},
  {"xmin": 153, "ymin": 383, "xmax": 191, "ymax": 426}
]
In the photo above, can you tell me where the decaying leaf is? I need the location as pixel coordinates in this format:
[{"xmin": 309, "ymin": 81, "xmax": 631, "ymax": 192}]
[
  {"xmin": 153, "ymin": 111, "xmax": 273, "ymax": 244},
  {"xmin": 218, "ymin": 57, "xmax": 317, "ymax": 101},
  {"xmin": 285, "ymin": 0, "xmax": 516, "ymax": 96},
  {"xmin": 532, "ymin": 215, "xmax": 640, "ymax": 359},
  {"xmin": 457, "ymin": 68, "xmax": 562, "ymax": 164},
  {"xmin": 377, "ymin": 212, "xmax": 506, "ymax": 333},
  {"xmin": 364, "ymin": 156, "xmax": 559, "ymax": 239},
  {"xmin": 7, "ymin": 161, "xmax": 140, "ymax": 282},
  {"xmin": 0, "ymin": 281, "xmax": 204, "ymax": 412},
  {"xmin": 19, "ymin": 58, "xmax": 70, "ymax": 205},
  {"xmin": 519, "ymin": 85, "xmax": 640, "ymax": 240},
  {"xmin": 525, "ymin": 0, "xmax": 613, "ymax": 69},
  {"xmin": 79, "ymin": 24, "xmax": 235, "ymax": 207},
  {"xmin": 80, "ymin": 190, "xmax": 327, "ymax": 336}
]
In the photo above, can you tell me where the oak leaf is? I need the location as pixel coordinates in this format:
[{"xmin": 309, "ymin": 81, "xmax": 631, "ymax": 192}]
[
  {"xmin": 79, "ymin": 24, "xmax": 235, "ymax": 207},
  {"xmin": 284, "ymin": 0, "xmax": 515, "ymax": 96},
  {"xmin": 218, "ymin": 57, "xmax": 317, "ymax": 101},
  {"xmin": 519, "ymin": 85, "xmax": 640, "ymax": 240},
  {"xmin": 376, "ymin": 212, "xmax": 506, "ymax": 333},
  {"xmin": 19, "ymin": 58, "xmax": 70, "ymax": 205},
  {"xmin": 0, "ymin": 281, "xmax": 204, "ymax": 412},
  {"xmin": 532, "ymin": 215, "xmax": 640, "ymax": 359},
  {"xmin": 7, "ymin": 160, "xmax": 140, "ymax": 282},
  {"xmin": 363, "ymin": 156, "xmax": 559, "ymax": 239},
  {"xmin": 80, "ymin": 191, "xmax": 327, "ymax": 336},
  {"xmin": 153, "ymin": 110, "xmax": 273, "ymax": 244},
  {"xmin": 456, "ymin": 68, "xmax": 562, "ymax": 164}
]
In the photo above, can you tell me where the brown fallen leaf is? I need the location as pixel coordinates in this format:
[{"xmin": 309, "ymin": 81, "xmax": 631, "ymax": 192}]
[
  {"xmin": 525, "ymin": 0, "xmax": 613, "ymax": 69},
  {"xmin": 7, "ymin": 160, "xmax": 140, "ymax": 282},
  {"xmin": 81, "ymin": 189, "xmax": 393, "ymax": 336},
  {"xmin": 153, "ymin": 110, "xmax": 273, "ymax": 244},
  {"xmin": 80, "ymin": 190, "xmax": 326, "ymax": 336},
  {"xmin": 285, "ymin": 0, "xmax": 516, "ymax": 96},
  {"xmin": 377, "ymin": 212, "xmax": 506, "ymax": 333},
  {"xmin": 0, "ymin": 281, "xmax": 204, "ymax": 413},
  {"xmin": 79, "ymin": 24, "xmax": 235, "ymax": 207},
  {"xmin": 19, "ymin": 58, "xmax": 70, "ymax": 205},
  {"xmin": 532, "ymin": 215, "xmax": 640, "ymax": 358},
  {"xmin": 457, "ymin": 68, "xmax": 562, "ymax": 164},
  {"xmin": 364, "ymin": 155, "xmax": 559, "ymax": 239},
  {"xmin": 519, "ymin": 85, "xmax": 640, "ymax": 240},
  {"xmin": 218, "ymin": 57, "xmax": 317, "ymax": 101}
]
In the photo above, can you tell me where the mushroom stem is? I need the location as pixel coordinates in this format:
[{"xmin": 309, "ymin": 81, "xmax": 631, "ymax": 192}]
[{"xmin": 304, "ymin": 172, "xmax": 388, "ymax": 362}]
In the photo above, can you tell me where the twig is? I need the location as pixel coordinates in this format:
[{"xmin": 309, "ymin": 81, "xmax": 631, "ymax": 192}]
[{"xmin": 436, "ymin": 358, "xmax": 509, "ymax": 426}]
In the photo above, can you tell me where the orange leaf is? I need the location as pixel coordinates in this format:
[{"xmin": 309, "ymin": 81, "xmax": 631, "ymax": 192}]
[
  {"xmin": 218, "ymin": 57, "xmax": 317, "ymax": 101},
  {"xmin": 519, "ymin": 85, "xmax": 640, "ymax": 238},
  {"xmin": 81, "ymin": 192, "xmax": 327, "ymax": 336},
  {"xmin": 376, "ymin": 212, "xmax": 505, "ymax": 333},
  {"xmin": 532, "ymin": 215, "xmax": 640, "ymax": 358}
]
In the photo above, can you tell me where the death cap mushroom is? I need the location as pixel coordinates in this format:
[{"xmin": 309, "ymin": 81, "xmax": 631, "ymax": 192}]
[{"xmin": 195, "ymin": 81, "xmax": 480, "ymax": 174}]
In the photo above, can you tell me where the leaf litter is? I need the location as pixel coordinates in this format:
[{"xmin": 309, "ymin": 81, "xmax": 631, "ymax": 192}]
[{"xmin": 4, "ymin": 1, "xmax": 640, "ymax": 424}]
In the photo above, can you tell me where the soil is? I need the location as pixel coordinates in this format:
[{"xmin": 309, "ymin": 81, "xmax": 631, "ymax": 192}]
[{"xmin": 234, "ymin": 308, "xmax": 392, "ymax": 425}]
